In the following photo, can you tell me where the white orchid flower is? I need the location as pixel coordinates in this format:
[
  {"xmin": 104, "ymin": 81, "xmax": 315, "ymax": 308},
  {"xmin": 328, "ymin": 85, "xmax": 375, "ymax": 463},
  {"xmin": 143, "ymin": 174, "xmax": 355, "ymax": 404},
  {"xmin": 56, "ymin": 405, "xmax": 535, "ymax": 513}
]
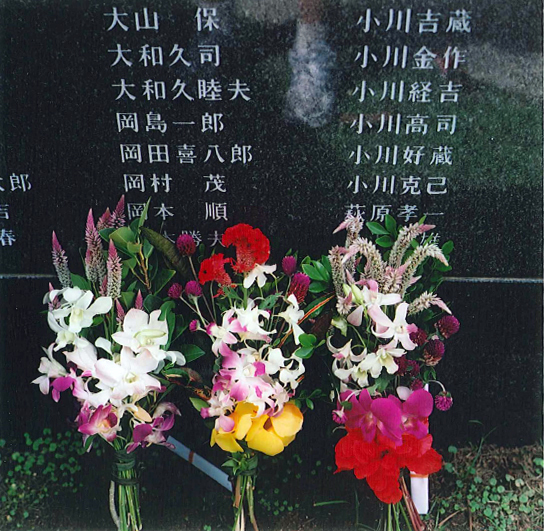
[
  {"xmin": 368, "ymin": 302, "xmax": 417, "ymax": 351},
  {"xmin": 359, "ymin": 341, "xmax": 406, "ymax": 378},
  {"xmin": 243, "ymin": 263, "xmax": 277, "ymax": 289},
  {"xmin": 32, "ymin": 345, "xmax": 67, "ymax": 395},
  {"xmin": 347, "ymin": 281, "xmax": 401, "ymax": 327},
  {"xmin": 278, "ymin": 294, "xmax": 305, "ymax": 345},
  {"xmin": 93, "ymin": 346, "xmax": 162, "ymax": 406},
  {"xmin": 112, "ymin": 309, "xmax": 185, "ymax": 365},
  {"xmin": 48, "ymin": 287, "xmax": 112, "ymax": 335},
  {"xmin": 234, "ymin": 299, "xmax": 274, "ymax": 341},
  {"xmin": 64, "ymin": 338, "xmax": 98, "ymax": 376},
  {"xmin": 265, "ymin": 347, "xmax": 305, "ymax": 390}
]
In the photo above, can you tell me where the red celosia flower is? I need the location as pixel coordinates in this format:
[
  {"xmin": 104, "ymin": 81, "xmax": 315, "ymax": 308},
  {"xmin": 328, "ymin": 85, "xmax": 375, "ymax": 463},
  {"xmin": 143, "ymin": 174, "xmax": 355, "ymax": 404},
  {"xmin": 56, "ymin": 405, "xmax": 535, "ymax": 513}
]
[
  {"xmin": 198, "ymin": 254, "xmax": 233, "ymax": 286},
  {"xmin": 287, "ymin": 273, "xmax": 311, "ymax": 304},
  {"xmin": 222, "ymin": 224, "xmax": 270, "ymax": 273}
]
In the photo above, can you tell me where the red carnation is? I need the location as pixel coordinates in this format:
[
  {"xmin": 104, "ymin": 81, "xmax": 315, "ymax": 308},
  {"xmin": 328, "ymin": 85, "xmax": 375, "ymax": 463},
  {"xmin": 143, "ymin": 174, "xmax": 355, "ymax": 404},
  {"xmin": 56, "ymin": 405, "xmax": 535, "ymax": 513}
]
[
  {"xmin": 222, "ymin": 224, "xmax": 270, "ymax": 273},
  {"xmin": 335, "ymin": 430, "xmax": 442, "ymax": 505},
  {"xmin": 198, "ymin": 254, "xmax": 232, "ymax": 286}
]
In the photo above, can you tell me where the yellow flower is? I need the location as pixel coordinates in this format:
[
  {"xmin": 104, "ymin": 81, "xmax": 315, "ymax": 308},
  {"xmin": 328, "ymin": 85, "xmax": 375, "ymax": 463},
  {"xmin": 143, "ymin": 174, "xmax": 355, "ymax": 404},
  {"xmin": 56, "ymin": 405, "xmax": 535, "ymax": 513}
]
[
  {"xmin": 210, "ymin": 402, "xmax": 304, "ymax": 456},
  {"xmin": 211, "ymin": 402, "xmax": 258, "ymax": 453}
]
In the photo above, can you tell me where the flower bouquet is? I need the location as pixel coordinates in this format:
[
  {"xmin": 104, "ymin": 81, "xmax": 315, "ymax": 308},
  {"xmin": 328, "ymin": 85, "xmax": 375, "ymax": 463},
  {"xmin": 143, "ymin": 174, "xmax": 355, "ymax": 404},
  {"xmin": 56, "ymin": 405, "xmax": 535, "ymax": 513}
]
[
  {"xmin": 326, "ymin": 215, "xmax": 459, "ymax": 530},
  {"xmin": 33, "ymin": 198, "xmax": 195, "ymax": 531},
  {"xmin": 165, "ymin": 223, "xmax": 330, "ymax": 531}
]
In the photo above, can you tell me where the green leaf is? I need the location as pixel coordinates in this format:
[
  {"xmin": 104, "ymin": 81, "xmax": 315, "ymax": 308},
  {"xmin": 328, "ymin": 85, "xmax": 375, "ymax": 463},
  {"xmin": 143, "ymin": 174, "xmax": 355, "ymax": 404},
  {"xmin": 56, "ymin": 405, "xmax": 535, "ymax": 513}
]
[
  {"xmin": 120, "ymin": 291, "xmax": 135, "ymax": 309},
  {"xmin": 375, "ymin": 236, "xmax": 394, "ymax": 248},
  {"xmin": 143, "ymin": 294, "xmax": 163, "ymax": 313},
  {"xmin": 309, "ymin": 280, "xmax": 328, "ymax": 293},
  {"xmin": 298, "ymin": 333, "xmax": 317, "ymax": 348},
  {"xmin": 83, "ymin": 435, "xmax": 95, "ymax": 453},
  {"xmin": 143, "ymin": 238, "xmax": 154, "ymax": 259},
  {"xmin": 312, "ymin": 260, "xmax": 330, "ymax": 281},
  {"xmin": 171, "ymin": 316, "xmax": 189, "ymax": 344},
  {"xmin": 110, "ymin": 227, "xmax": 137, "ymax": 251},
  {"xmin": 331, "ymin": 316, "xmax": 348, "ymax": 336},
  {"xmin": 189, "ymin": 397, "xmax": 208, "ymax": 412},
  {"xmin": 366, "ymin": 222, "xmax": 389, "ymax": 235},
  {"xmin": 384, "ymin": 215, "xmax": 397, "ymax": 235},
  {"xmin": 159, "ymin": 300, "xmax": 175, "ymax": 320},
  {"xmin": 126, "ymin": 242, "xmax": 142, "ymax": 255},
  {"xmin": 182, "ymin": 344, "xmax": 206, "ymax": 363},
  {"xmin": 98, "ymin": 228, "xmax": 116, "ymax": 242},
  {"xmin": 152, "ymin": 269, "xmax": 176, "ymax": 295},
  {"xmin": 71, "ymin": 274, "xmax": 91, "ymax": 291},
  {"xmin": 321, "ymin": 255, "xmax": 332, "ymax": 274},
  {"xmin": 442, "ymin": 240, "xmax": 454, "ymax": 255},
  {"xmin": 303, "ymin": 293, "xmax": 334, "ymax": 319},
  {"xmin": 140, "ymin": 227, "xmax": 189, "ymax": 279},
  {"xmin": 123, "ymin": 257, "xmax": 138, "ymax": 272},
  {"xmin": 302, "ymin": 264, "xmax": 327, "ymax": 282},
  {"xmin": 294, "ymin": 346, "xmax": 314, "ymax": 359},
  {"xmin": 434, "ymin": 262, "xmax": 452, "ymax": 272},
  {"xmin": 259, "ymin": 293, "xmax": 282, "ymax": 310},
  {"xmin": 137, "ymin": 199, "xmax": 151, "ymax": 229}
]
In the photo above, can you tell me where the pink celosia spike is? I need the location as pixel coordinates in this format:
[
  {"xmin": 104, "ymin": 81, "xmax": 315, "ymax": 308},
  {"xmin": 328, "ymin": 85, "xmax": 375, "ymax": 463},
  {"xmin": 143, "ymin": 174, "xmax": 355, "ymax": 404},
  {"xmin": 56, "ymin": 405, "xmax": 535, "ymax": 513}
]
[
  {"xmin": 96, "ymin": 208, "xmax": 113, "ymax": 231},
  {"xmin": 419, "ymin": 224, "xmax": 435, "ymax": 233},
  {"xmin": 431, "ymin": 297, "xmax": 452, "ymax": 314},
  {"xmin": 85, "ymin": 209, "xmax": 97, "ymax": 244},
  {"xmin": 115, "ymin": 300, "xmax": 126, "ymax": 325},
  {"xmin": 111, "ymin": 195, "xmax": 126, "ymax": 228},
  {"xmin": 52, "ymin": 231, "xmax": 62, "ymax": 253},
  {"xmin": 51, "ymin": 232, "xmax": 72, "ymax": 288},
  {"xmin": 99, "ymin": 275, "xmax": 108, "ymax": 296},
  {"xmin": 135, "ymin": 290, "xmax": 143, "ymax": 310},
  {"xmin": 333, "ymin": 219, "xmax": 350, "ymax": 234},
  {"xmin": 106, "ymin": 240, "xmax": 122, "ymax": 299},
  {"xmin": 84, "ymin": 209, "xmax": 107, "ymax": 284}
]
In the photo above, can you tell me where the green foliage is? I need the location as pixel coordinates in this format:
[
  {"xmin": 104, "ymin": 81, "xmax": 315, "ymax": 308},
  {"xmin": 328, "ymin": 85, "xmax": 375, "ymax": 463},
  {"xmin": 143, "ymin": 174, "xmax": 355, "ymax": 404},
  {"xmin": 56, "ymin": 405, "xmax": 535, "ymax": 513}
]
[
  {"xmin": 0, "ymin": 429, "xmax": 85, "ymax": 528},
  {"xmin": 426, "ymin": 443, "xmax": 544, "ymax": 531}
]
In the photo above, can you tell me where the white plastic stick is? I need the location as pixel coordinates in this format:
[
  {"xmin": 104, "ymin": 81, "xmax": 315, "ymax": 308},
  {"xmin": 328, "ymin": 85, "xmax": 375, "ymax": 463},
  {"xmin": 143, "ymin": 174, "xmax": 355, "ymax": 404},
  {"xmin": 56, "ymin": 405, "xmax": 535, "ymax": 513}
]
[
  {"xmin": 410, "ymin": 383, "xmax": 430, "ymax": 514},
  {"xmin": 166, "ymin": 436, "xmax": 232, "ymax": 492},
  {"xmin": 410, "ymin": 473, "xmax": 429, "ymax": 514}
]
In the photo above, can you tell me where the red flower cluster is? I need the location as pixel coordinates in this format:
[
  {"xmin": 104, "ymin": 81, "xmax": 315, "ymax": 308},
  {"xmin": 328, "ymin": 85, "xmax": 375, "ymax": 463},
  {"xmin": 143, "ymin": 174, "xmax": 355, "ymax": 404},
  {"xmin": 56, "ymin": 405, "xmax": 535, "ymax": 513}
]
[
  {"xmin": 222, "ymin": 224, "xmax": 270, "ymax": 273},
  {"xmin": 198, "ymin": 254, "xmax": 233, "ymax": 286},
  {"xmin": 335, "ymin": 430, "xmax": 442, "ymax": 504}
]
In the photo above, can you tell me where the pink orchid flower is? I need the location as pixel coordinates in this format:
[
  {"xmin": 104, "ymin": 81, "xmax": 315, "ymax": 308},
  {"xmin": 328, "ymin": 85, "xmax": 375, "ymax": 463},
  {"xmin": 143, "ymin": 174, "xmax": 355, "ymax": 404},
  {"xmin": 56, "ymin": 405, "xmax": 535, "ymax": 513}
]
[
  {"xmin": 127, "ymin": 403, "xmax": 180, "ymax": 453},
  {"xmin": 77, "ymin": 404, "xmax": 119, "ymax": 445},
  {"xmin": 387, "ymin": 389, "xmax": 434, "ymax": 439},
  {"xmin": 344, "ymin": 389, "xmax": 404, "ymax": 446},
  {"xmin": 347, "ymin": 281, "xmax": 401, "ymax": 327},
  {"xmin": 206, "ymin": 309, "xmax": 246, "ymax": 355}
]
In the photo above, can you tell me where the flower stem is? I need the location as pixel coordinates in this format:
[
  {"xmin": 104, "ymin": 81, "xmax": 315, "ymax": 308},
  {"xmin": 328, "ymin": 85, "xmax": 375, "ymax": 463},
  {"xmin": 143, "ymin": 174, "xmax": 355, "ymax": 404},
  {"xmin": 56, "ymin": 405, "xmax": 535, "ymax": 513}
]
[{"xmin": 246, "ymin": 476, "xmax": 260, "ymax": 531}]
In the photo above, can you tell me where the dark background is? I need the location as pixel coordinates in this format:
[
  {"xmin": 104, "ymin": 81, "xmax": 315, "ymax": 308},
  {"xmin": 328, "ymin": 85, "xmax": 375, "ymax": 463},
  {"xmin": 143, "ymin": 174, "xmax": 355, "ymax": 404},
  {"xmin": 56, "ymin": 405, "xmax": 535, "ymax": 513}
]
[{"xmin": 0, "ymin": 2, "xmax": 542, "ymax": 525}]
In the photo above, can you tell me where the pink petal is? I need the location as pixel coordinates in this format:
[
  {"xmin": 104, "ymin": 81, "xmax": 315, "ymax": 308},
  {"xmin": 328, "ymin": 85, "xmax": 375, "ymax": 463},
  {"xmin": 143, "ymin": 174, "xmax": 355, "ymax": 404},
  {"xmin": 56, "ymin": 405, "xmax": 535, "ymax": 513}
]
[{"xmin": 347, "ymin": 305, "xmax": 364, "ymax": 327}]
